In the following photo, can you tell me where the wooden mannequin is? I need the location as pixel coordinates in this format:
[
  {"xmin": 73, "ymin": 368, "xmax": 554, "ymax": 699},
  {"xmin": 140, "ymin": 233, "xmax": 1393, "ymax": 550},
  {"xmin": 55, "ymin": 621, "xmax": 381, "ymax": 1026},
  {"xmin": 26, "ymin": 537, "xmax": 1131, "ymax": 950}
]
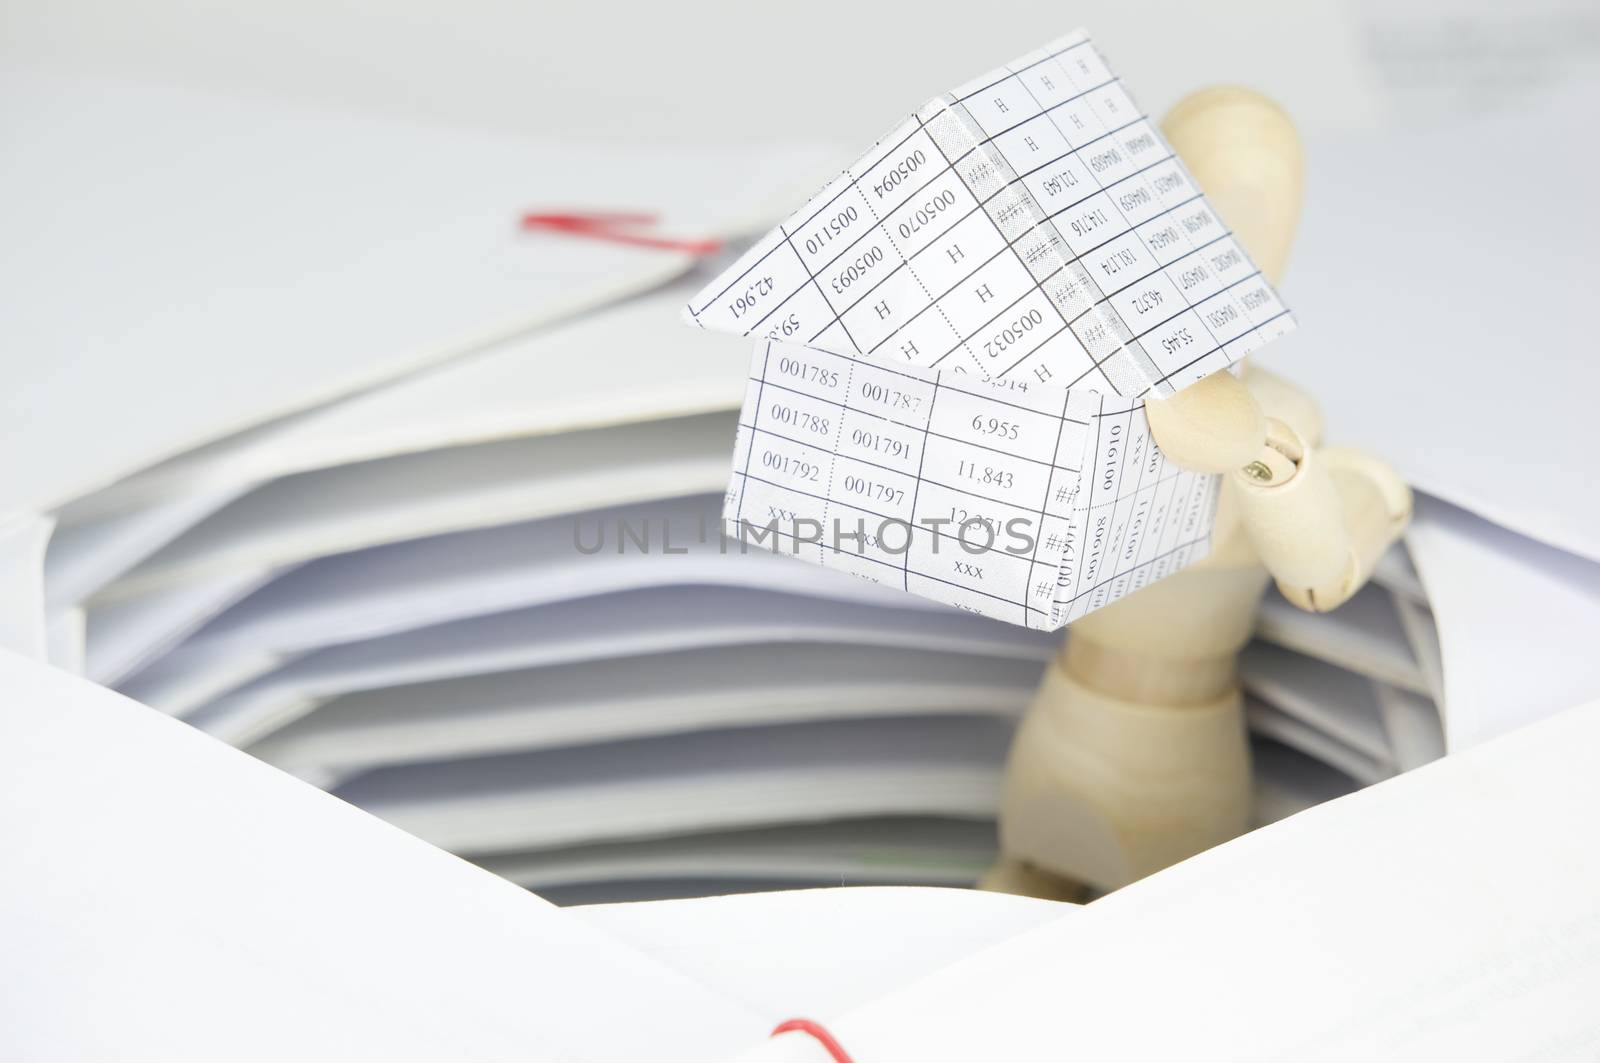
[{"xmin": 982, "ymin": 87, "xmax": 1412, "ymax": 899}]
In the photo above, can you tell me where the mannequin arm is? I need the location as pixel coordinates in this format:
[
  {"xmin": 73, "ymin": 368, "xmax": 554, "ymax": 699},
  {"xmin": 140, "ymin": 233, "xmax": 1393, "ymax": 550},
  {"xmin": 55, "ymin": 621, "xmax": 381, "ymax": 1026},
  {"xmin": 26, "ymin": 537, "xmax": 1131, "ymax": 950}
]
[
  {"xmin": 985, "ymin": 85, "xmax": 1412, "ymax": 897},
  {"xmin": 1143, "ymin": 88, "xmax": 1410, "ymax": 611},
  {"xmin": 1228, "ymin": 415, "xmax": 1412, "ymax": 611}
]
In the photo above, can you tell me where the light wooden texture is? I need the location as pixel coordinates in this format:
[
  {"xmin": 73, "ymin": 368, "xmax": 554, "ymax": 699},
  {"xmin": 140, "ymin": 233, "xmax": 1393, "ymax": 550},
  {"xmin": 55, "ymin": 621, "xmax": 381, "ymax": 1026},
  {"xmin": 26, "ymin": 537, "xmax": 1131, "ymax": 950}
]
[
  {"xmin": 983, "ymin": 87, "xmax": 1411, "ymax": 897},
  {"xmin": 1144, "ymin": 371, "xmax": 1264, "ymax": 473}
]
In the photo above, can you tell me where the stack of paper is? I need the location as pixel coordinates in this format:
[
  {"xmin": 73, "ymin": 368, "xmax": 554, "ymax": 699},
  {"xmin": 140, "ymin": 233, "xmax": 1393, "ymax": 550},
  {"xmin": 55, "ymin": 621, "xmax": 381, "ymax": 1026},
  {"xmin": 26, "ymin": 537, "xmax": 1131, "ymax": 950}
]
[
  {"xmin": 5, "ymin": 60, "xmax": 1596, "ymax": 908},
  {"xmin": 0, "ymin": 66, "xmax": 1054, "ymax": 902},
  {"xmin": 7, "ymin": 643, "xmax": 1598, "ymax": 1061}
]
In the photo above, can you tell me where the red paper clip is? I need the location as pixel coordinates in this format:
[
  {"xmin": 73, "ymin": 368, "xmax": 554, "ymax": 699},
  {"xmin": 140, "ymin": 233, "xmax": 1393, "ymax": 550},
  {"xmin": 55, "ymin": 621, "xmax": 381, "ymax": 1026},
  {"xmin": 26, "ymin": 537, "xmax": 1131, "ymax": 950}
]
[
  {"xmin": 771, "ymin": 1018, "xmax": 856, "ymax": 1062},
  {"xmin": 520, "ymin": 210, "xmax": 723, "ymax": 255}
]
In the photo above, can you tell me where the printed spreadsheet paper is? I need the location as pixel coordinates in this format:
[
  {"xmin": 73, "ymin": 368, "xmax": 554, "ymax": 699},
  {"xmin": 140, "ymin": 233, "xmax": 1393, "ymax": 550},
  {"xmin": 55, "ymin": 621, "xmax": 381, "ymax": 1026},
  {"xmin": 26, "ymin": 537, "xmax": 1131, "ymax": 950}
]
[
  {"xmin": 689, "ymin": 29, "xmax": 1289, "ymax": 628},
  {"xmin": 727, "ymin": 340, "xmax": 1220, "ymax": 629},
  {"xmin": 686, "ymin": 28, "xmax": 1294, "ymax": 396}
]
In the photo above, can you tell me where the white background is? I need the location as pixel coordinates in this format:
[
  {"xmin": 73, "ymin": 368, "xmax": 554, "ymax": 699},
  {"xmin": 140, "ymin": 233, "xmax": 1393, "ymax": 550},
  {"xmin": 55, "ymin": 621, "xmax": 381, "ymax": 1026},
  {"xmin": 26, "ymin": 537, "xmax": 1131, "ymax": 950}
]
[{"xmin": 5, "ymin": 0, "xmax": 1597, "ymax": 153}]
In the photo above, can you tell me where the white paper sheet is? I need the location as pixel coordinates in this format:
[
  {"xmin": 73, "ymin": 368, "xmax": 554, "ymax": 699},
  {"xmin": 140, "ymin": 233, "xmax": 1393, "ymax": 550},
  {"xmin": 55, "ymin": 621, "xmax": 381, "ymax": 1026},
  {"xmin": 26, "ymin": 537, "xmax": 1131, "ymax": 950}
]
[
  {"xmin": 44, "ymin": 486, "xmax": 245, "ymax": 609},
  {"xmin": 44, "ymin": 606, "xmax": 84, "ymax": 674},
  {"xmin": 0, "ymin": 647, "xmax": 770, "ymax": 1061},
  {"xmin": 97, "ymin": 413, "xmax": 735, "ymax": 601},
  {"xmin": 1258, "ymin": 93, "xmax": 1600, "ymax": 562},
  {"xmin": 1239, "ymin": 641, "xmax": 1395, "ymax": 765},
  {"xmin": 1406, "ymin": 495, "xmax": 1600, "ymax": 750},
  {"xmin": 122, "ymin": 544, "xmax": 947, "ymax": 720},
  {"xmin": 240, "ymin": 642, "xmax": 1042, "ymax": 781},
  {"xmin": 333, "ymin": 715, "xmax": 1013, "ymax": 855},
  {"xmin": 127, "ymin": 495, "xmax": 947, "ymax": 700},
  {"xmin": 483, "ymin": 819, "xmax": 1000, "ymax": 893},
  {"xmin": 580, "ymin": 886, "xmax": 1069, "ymax": 1022},
  {"xmin": 1391, "ymin": 593, "xmax": 1444, "ymax": 702},
  {"xmin": 117, "ymin": 641, "xmax": 292, "ymax": 722},
  {"xmin": 496, "ymin": 738, "xmax": 1359, "ymax": 888},
  {"xmin": 1255, "ymin": 583, "xmax": 1428, "ymax": 695},
  {"xmin": 1371, "ymin": 681, "xmax": 1446, "ymax": 772},
  {"xmin": 0, "ymin": 512, "xmax": 53, "ymax": 658},
  {"xmin": 54, "ymin": 279, "xmax": 751, "ymax": 522},
  {"xmin": 84, "ymin": 566, "xmax": 284, "ymax": 686},
  {"xmin": 1245, "ymin": 698, "xmax": 1391, "ymax": 786},
  {"xmin": 1, "ymin": 69, "xmax": 731, "ymax": 519},
  {"xmin": 156, "ymin": 585, "xmax": 1054, "ymax": 728},
  {"xmin": 1369, "ymin": 541, "xmax": 1426, "ymax": 606},
  {"xmin": 739, "ymin": 697, "xmax": 1600, "ymax": 1061}
]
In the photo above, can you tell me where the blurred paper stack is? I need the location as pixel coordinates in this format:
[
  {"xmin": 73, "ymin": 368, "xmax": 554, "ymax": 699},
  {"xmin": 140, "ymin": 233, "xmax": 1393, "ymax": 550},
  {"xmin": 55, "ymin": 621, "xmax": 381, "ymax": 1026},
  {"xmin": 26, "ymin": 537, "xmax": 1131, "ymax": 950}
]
[{"xmin": 5, "ymin": 68, "xmax": 1596, "ymax": 906}]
